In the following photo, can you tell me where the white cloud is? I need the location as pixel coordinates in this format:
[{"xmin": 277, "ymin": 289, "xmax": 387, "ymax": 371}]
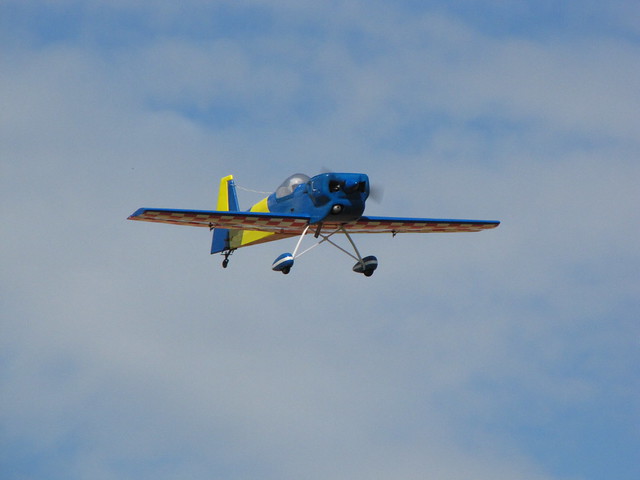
[{"xmin": 1, "ymin": 2, "xmax": 639, "ymax": 479}]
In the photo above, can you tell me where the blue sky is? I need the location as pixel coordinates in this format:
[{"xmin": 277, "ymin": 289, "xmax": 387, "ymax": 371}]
[{"xmin": 1, "ymin": 1, "xmax": 639, "ymax": 479}]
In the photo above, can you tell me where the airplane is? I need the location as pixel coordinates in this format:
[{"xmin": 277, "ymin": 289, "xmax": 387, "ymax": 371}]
[{"xmin": 128, "ymin": 172, "xmax": 499, "ymax": 276}]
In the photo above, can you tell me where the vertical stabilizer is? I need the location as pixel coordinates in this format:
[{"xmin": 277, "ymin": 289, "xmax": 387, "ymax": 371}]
[
  {"xmin": 211, "ymin": 175, "xmax": 239, "ymax": 253},
  {"xmin": 216, "ymin": 175, "xmax": 239, "ymax": 211}
]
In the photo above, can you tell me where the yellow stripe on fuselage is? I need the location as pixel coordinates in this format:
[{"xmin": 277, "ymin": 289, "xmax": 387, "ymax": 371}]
[{"xmin": 229, "ymin": 197, "xmax": 275, "ymax": 248}]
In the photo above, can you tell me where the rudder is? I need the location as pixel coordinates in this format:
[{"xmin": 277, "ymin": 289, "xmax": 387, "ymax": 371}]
[{"xmin": 211, "ymin": 175, "xmax": 239, "ymax": 254}]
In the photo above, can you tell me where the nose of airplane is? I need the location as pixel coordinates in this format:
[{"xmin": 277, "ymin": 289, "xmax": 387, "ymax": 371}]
[{"xmin": 343, "ymin": 178, "xmax": 360, "ymax": 193}]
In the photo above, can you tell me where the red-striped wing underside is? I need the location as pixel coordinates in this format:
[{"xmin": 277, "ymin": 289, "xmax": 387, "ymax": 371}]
[
  {"xmin": 128, "ymin": 208, "xmax": 499, "ymax": 235},
  {"xmin": 128, "ymin": 208, "xmax": 310, "ymax": 233}
]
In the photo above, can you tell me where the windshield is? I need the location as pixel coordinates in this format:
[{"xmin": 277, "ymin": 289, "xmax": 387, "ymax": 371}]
[{"xmin": 275, "ymin": 173, "xmax": 310, "ymax": 199}]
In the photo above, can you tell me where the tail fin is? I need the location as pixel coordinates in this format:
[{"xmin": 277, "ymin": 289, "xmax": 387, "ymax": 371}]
[{"xmin": 211, "ymin": 175, "xmax": 239, "ymax": 254}]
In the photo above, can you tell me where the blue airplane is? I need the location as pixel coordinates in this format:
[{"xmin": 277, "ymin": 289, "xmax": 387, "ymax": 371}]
[{"xmin": 128, "ymin": 172, "xmax": 499, "ymax": 276}]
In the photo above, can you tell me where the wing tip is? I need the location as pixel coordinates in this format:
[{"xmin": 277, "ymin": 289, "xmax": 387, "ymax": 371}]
[{"xmin": 127, "ymin": 208, "xmax": 146, "ymax": 220}]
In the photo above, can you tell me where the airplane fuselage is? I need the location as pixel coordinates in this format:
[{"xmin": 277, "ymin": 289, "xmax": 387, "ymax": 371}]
[{"xmin": 265, "ymin": 172, "xmax": 370, "ymax": 223}]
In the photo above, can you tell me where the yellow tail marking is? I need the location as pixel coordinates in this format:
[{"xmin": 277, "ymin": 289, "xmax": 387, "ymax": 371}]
[{"xmin": 217, "ymin": 175, "xmax": 234, "ymax": 211}]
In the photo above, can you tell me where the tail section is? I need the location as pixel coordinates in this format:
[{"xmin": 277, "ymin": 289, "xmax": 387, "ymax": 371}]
[
  {"xmin": 211, "ymin": 174, "xmax": 276, "ymax": 256},
  {"xmin": 216, "ymin": 174, "xmax": 239, "ymax": 211},
  {"xmin": 211, "ymin": 175, "xmax": 239, "ymax": 254}
]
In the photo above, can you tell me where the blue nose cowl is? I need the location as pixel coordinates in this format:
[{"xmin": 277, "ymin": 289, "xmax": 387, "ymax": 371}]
[{"xmin": 343, "ymin": 178, "xmax": 360, "ymax": 193}]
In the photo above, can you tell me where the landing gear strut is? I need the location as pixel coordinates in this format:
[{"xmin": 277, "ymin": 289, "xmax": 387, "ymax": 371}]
[
  {"xmin": 271, "ymin": 224, "xmax": 377, "ymax": 277},
  {"xmin": 221, "ymin": 249, "xmax": 234, "ymax": 268}
]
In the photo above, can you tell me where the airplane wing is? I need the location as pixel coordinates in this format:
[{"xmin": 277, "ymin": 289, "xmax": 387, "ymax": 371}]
[
  {"xmin": 129, "ymin": 209, "xmax": 499, "ymax": 234},
  {"xmin": 330, "ymin": 216, "xmax": 500, "ymax": 234},
  {"xmin": 128, "ymin": 208, "xmax": 311, "ymax": 233}
]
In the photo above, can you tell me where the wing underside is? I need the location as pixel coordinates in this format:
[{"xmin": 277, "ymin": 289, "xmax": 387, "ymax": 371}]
[
  {"xmin": 128, "ymin": 208, "xmax": 310, "ymax": 233},
  {"xmin": 322, "ymin": 216, "xmax": 500, "ymax": 234},
  {"xmin": 128, "ymin": 208, "xmax": 499, "ymax": 235}
]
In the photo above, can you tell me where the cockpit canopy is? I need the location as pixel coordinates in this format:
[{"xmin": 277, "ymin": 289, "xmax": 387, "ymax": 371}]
[{"xmin": 275, "ymin": 173, "xmax": 310, "ymax": 199}]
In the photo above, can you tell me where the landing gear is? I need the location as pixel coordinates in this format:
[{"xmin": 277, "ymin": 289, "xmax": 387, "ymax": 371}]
[
  {"xmin": 272, "ymin": 252, "xmax": 294, "ymax": 274},
  {"xmin": 221, "ymin": 249, "xmax": 234, "ymax": 268},
  {"xmin": 272, "ymin": 224, "xmax": 378, "ymax": 277},
  {"xmin": 352, "ymin": 255, "xmax": 378, "ymax": 277}
]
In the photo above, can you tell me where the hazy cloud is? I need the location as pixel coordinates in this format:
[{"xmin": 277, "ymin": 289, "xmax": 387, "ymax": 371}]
[{"xmin": 2, "ymin": 2, "xmax": 638, "ymax": 480}]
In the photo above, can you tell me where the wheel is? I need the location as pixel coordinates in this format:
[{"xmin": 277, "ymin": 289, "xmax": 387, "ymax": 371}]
[
  {"xmin": 222, "ymin": 259, "xmax": 229, "ymax": 268},
  {"xmin": 353, "ymin": 256, "xmax": 378, "ymax": 276},
  {"xmin": 282, "ymin": 267, "xmax": 291, "ymax": 275}
]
